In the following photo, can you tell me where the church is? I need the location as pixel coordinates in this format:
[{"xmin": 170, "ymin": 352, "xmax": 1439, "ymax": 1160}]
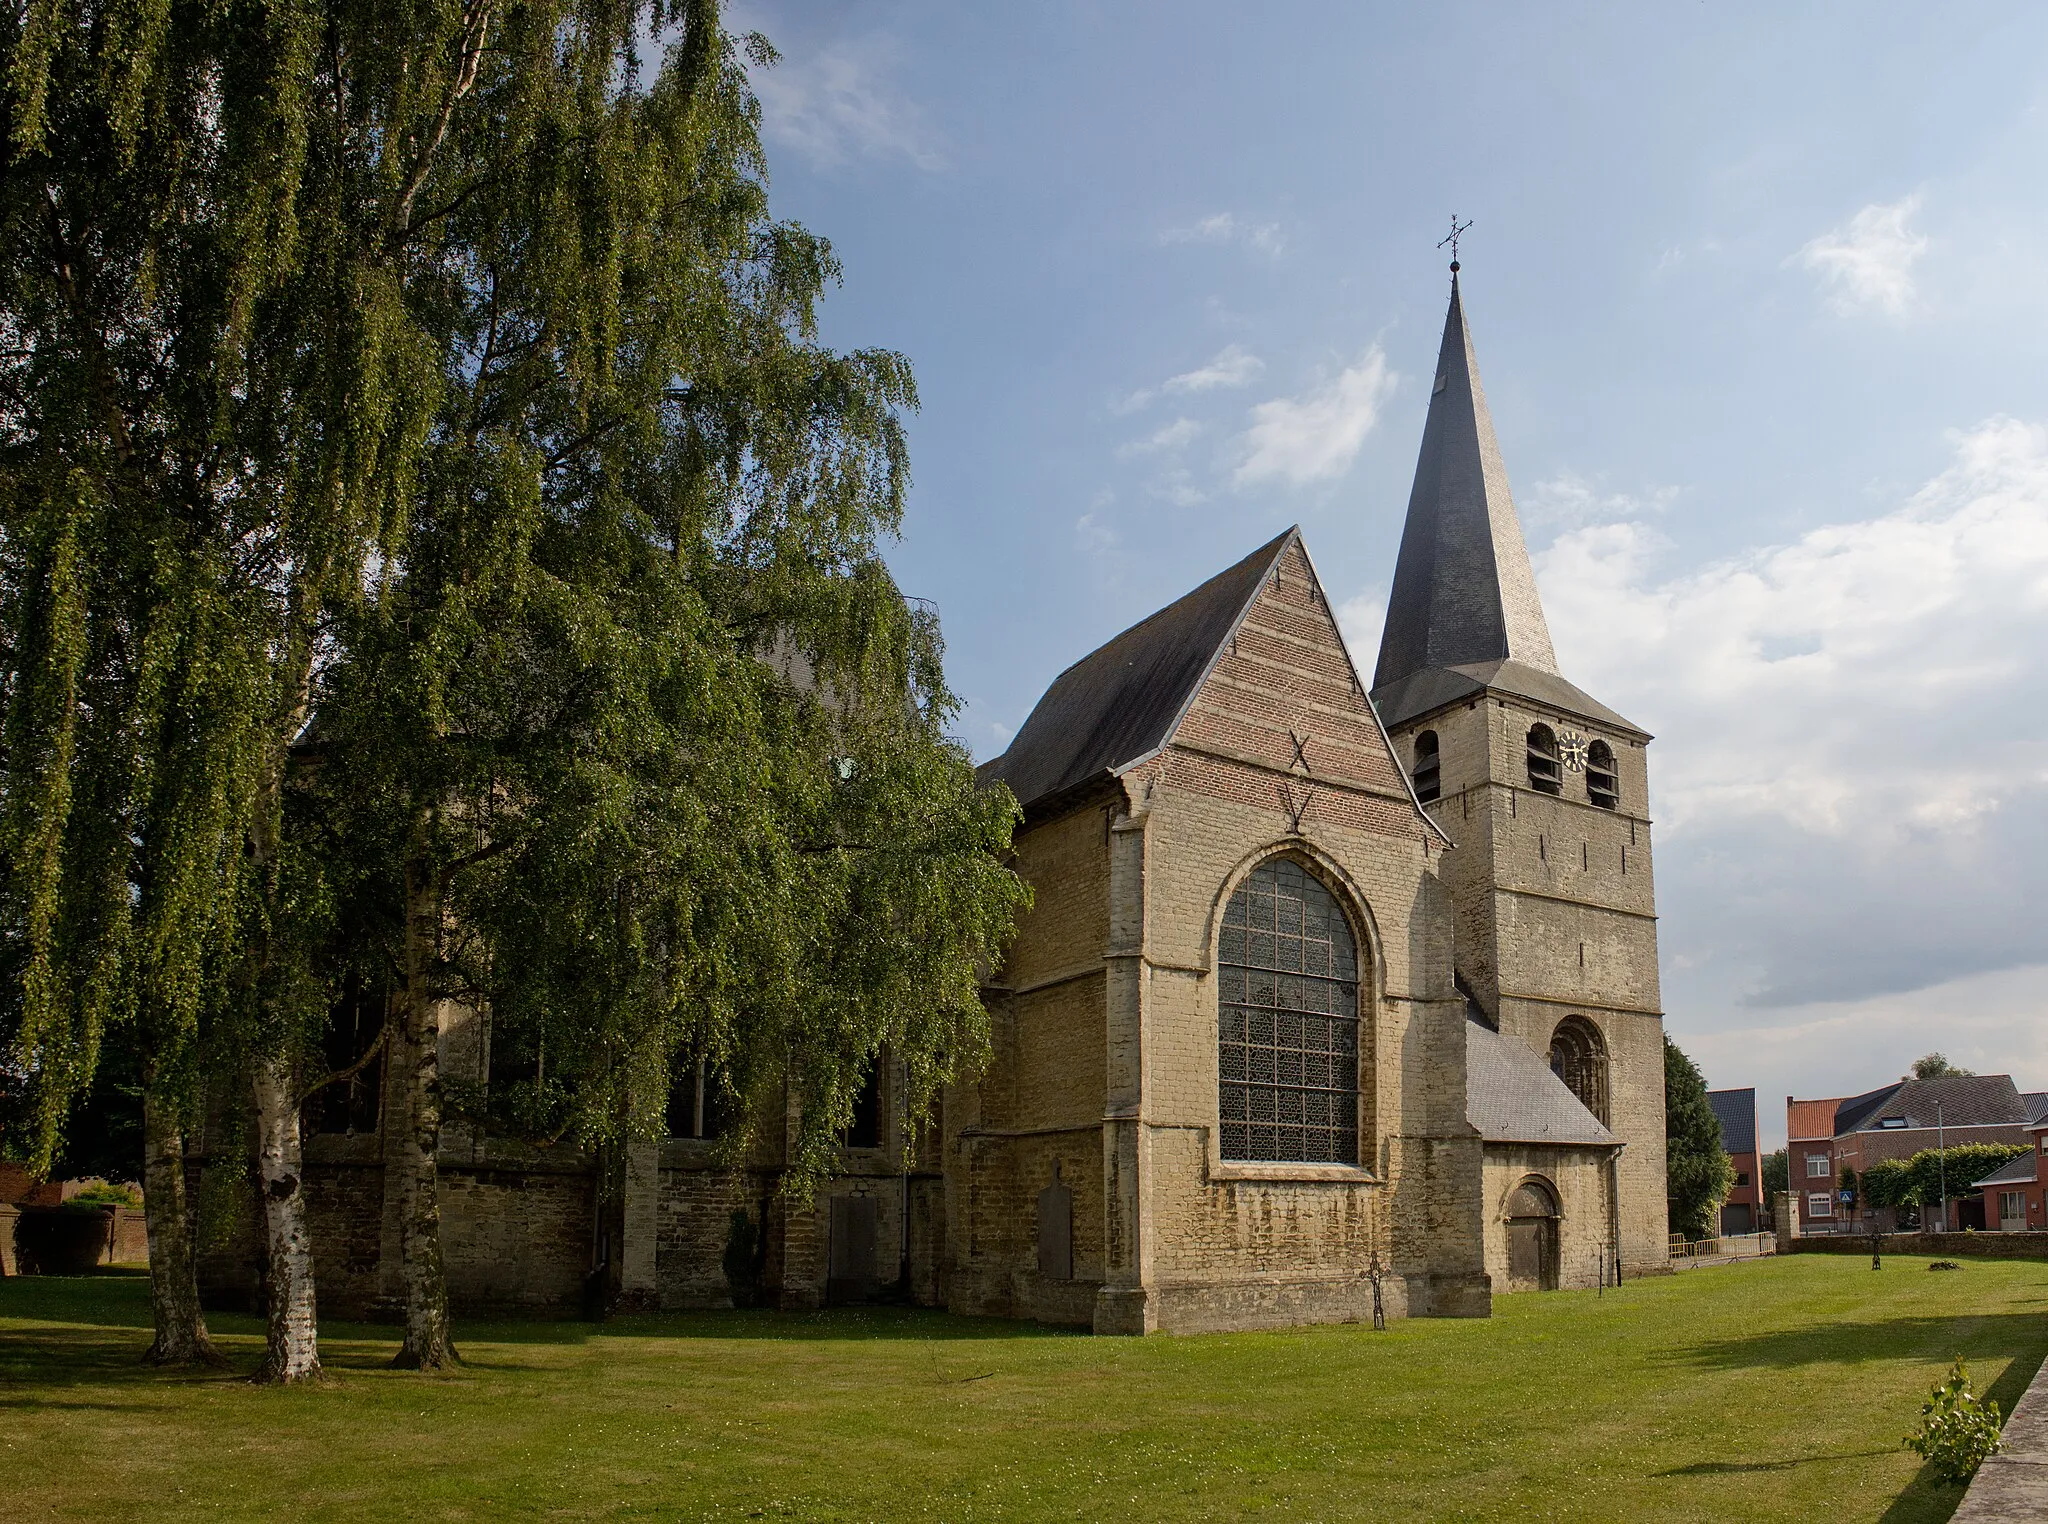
[
  {"xmin": 202, "ymin": 273, "xmax": 1669, "ymax": 1332},
  {"xmin": 952, "ymin": 271, "xmax": 1667, "ymax": 1331}
]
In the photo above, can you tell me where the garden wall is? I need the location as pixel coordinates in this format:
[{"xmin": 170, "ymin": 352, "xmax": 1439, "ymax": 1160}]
[{"xmin": 1790, "ymin": 1231, "xmax": 2048, "ymax": 1261}]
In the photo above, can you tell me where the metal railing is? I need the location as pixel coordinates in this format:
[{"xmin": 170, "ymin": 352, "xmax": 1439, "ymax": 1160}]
[{"xmin": 1668, "ymin": 1231, "xmax": 1777, "ymax": 1263}]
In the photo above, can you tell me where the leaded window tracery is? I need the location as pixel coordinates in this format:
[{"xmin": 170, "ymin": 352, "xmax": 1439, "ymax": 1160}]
[{"xmin": 1217, "ymin": 859, "xmax": 1361, "ymax": 1164}]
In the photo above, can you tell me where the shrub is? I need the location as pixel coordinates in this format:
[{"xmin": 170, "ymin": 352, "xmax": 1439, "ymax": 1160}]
[
  {"xmin": 1903, "ymin": 1358, "xmax": 2003, "ymax": 1484},
  {"xmin": 63, "ymin": 1182, "xmax": 141, "ymax": 1210}
]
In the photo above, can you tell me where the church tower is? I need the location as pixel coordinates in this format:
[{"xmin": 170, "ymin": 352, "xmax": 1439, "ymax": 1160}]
[{"xmin": 1371, "ymin": 270, "xmax": 1670, "ymax": 1277}]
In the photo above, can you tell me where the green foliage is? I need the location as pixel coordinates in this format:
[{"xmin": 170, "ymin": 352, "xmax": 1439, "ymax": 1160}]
[
  {"xmin": 1862, "ymin": 1156, "xmax": 1916, "ymax": 1210},
  {"xmin": 1, "ymin": 0, "xmax": 1027, "ymax": 1216},
  {"xmin": 1912, "ymin": 1053, "xmax": 1970, "ymax": 1079},
  {"xmin": 721, "ymin": 1208, "xmax": 763, "ymax": 1308},
  {"xmin": 62, "ymin": 1181, "xmax": 141, "ymax": 1210},
  {"xmin": 1761, "ymin": 1147, "xmax": 1788, "ymax": 1200},
  {"xmin": 1903, "ymin": 1357, "xmax": 2003, "ymax": 1484},
  {"xmin": 1861, "ymin": 1147, "xmax": 2029, "ymax": 1213},
  {"xmin": 1665, "ymin": 1036, "xmax": 1734, "ymax": 1241}
]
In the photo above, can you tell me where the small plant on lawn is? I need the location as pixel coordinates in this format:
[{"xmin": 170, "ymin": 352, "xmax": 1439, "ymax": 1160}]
[{"xmin": 1903, "ymin": 1357, "xmax": 2004, "ymax": 1484}]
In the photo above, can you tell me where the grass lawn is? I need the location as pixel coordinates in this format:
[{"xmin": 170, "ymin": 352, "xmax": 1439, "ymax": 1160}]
[{"xmin": 1, "ymin": 1255, "xmax": 2042, "ymax": 1523}]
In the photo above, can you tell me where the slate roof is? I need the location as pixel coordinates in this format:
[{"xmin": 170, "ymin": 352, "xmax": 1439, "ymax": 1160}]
[
  {"xmin": 1708, "ymin": 1088, "xmax": 1758, "ymax": 1155},
  {"xmin": 1834, "ymin": 1082, "xmax": 1906, "ymax": 1136},
  {"xmin": 1369, "ymin": 276, "xmax": 1645, "ymax": 736},
  {"xmin": 979, "ymin": 529, "xmax": 1295, "ymax": 814},
  {"xmin": 1465, "ymin": 1018, "xmax": 1616, "ymax": 1147},
  {"xmin": 2022, "ymin": 1091, "xmax": 2048, "ymax": 1125},
  {"xmin": 1374, "ymin": 275, "xmax": 1556, "ymax": 689},
  {"xmin": 1972, "ymin": 1151, "xmax": 2040, "ymax": 1190},
  {"xmin": 1837, "ymin": 1074, "xmax": 2027, "ymax": 1133}
]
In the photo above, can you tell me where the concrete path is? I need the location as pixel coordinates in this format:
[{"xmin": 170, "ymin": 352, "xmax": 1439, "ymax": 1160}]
[{"xmin": 1952, "ymin": 1350, "xmax": 2048, "ymax": 1522}]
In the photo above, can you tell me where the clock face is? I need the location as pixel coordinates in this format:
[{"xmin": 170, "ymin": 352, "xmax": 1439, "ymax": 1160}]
[{"xmin": 1558, "ymin": 730, "xmax": 1589, "ymax": 772}]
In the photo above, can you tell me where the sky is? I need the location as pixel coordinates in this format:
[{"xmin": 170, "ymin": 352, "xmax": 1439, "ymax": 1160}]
[{"xmin": 719, "ymin": 1, "xmax": 2048, "ymax": 1150}]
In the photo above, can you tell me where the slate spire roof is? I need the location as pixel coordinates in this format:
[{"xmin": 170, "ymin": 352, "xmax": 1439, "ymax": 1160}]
[
  {"xmin": 1375, "ymin": 273, "xmax": 1557, "ymax": 689},
  {"xmin": 1370, "ymin": 274, "xmax": 1644, "ymax": 737}
]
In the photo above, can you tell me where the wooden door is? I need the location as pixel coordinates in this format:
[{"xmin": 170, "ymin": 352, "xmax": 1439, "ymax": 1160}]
[
  {"xmin": 827, "ymin": 1195, "xmax": 880, "ymax": 1304},
  {"xmin": 1507, "ymin": 1220, "xmax": 1542, "ymax": 1290}
]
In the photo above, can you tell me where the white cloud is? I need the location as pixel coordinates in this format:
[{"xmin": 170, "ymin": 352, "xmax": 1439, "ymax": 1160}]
[
  {"xmin": 1795, "ymin": 195, "xmax": 1928, "ymax": 317},
  {"xmin": 745, "ymin": 37, "xmax": 942, "ymax": 171},
  {"xmin": 1232, "ymin": 349, "xmax": 1395, "ymax": 487},
  {"xmin": 1164, "ymin": 344, "xmax": 1265, "ymax": 394},
  {"xmin": 1520, "ymin": 471, "xmax": 1677, "ymax": 532},
  {"xmin": 1334, "ymin": 589, "xmax": 1385, "ymax": 663},
  {"xmin": 1114, "ymin": 345, "xmax": 1264, "ymax": 416},
  {"xmin": 1161, "ymin": 212, "xmax": 1285, "ymax": 257},
  {"xmin": 1116, "ymin": 417, "xmax": 1200, "ymax": 458},
  {"xmin": 1074, "ymin": 511, "xmax": 1117, "ymax": 557},
  {"xmin": 1537, "ymin": 416, "xmax": 2048, "ymax": 1018}
]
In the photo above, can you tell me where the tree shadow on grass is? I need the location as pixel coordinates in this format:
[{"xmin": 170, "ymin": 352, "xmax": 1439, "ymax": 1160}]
[
  {"xmin": 1666, "ymin": 1313, "xmax": 2048, "ymax": 1375},
  {"xmin": 1655, "ymin": 1450, "xmax": 1893, "ymax": 1476},
  {"xmin": 472, "ymin": 1304, "xmax": 1066, "ymax": 1349}
]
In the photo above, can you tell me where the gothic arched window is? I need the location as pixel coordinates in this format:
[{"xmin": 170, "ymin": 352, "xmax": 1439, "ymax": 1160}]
[
  {"xmin": 1217, "ymin": 859, "xmax": 1361, "ymax": 1164},
  {"xmin": 1526, "ymin": 724, "xmax": 1562, "ymax": 795},
  {"xmin": 1412, "ymin": 730, "xmax": 1441, "ymax": 804},
  {"xmin": 1548, "ymin": 1015, "xmax": 1609, "ymax": 1125},
  {"xmin": 1586, "ymin": 740, "xmax": 1619, "ymax": 810}
]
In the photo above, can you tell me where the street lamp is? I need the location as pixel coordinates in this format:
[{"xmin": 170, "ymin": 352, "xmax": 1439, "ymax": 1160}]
[{"xmin": 1935, "ymin": 1101, "xmax": 1946, "ymax": 1234}]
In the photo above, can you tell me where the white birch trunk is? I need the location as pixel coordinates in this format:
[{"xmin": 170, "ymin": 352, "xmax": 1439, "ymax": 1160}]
[
  {"xmin": 391, "ymin": 861, "xmax": 456, "ymax": 1369},
  {"xmin": 251, "ymin": 1056, "xmax": 322, "ymax": 1383}
]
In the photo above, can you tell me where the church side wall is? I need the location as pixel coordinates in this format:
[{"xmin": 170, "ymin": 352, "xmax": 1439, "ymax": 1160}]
[{"xmin": 943, "ymin": 796, "xmax": 1113, "ymax": 1326}]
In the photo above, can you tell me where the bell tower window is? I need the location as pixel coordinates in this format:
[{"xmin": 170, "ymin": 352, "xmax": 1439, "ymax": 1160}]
[
  {"xmin": 1526, "ymin": 723, "xmax": 1562, "ymax": 795},
  {"xmin": 1548, "ymin": 1015, "xmax": 1610, "ymax": 1125},
  {"xmin": 1587, "ymin": 740, "xmax": 1619, "ymax": 810},
  {"xmin": 1412, "ymin": 730, "xmax": 1441, "ymax": 803}
]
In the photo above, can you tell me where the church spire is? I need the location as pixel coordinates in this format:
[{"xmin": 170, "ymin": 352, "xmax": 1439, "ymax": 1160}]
[{"xmin": 1372, "ymin": 272, "xmax": 1558, "ymax": 692}]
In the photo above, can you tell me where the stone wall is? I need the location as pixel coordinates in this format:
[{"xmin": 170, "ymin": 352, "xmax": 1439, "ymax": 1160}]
[
  {"xmin": 1791, "ymin": 1230, "xmax": 2048, "ymax": 1261},
  {"xmin": 1389, "ymin": 683, "xmax": 1670, "ymax": 1278}
]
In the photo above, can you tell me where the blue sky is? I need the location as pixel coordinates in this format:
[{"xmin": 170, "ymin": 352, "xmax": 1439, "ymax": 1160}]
[{"xmin": 726, "ymin": 2, "xmax": 2048, "ymax": 1148}]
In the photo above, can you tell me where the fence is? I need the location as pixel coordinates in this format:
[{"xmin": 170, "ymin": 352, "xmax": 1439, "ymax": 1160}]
[{"xmin": 1668, "ymin": 1231, "xmax": 1776, "ymax": 1264}]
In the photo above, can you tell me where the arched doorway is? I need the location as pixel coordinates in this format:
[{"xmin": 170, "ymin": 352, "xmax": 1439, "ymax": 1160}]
[{"xmin": 1505, "ymin": 1178, "xmax": 1560, "ymax": 1292}]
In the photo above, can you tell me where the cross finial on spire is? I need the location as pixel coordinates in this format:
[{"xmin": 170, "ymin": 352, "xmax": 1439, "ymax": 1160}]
[{"xmin": 1438, "ymin": 215, "xmax": 1473, "ymax": 273}]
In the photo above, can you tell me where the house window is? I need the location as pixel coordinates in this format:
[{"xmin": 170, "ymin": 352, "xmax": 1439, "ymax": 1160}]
[
  {"xmin": 1880, "ymin": 1117, "xmax": 1907, "ymax": 1128},
  {"xmin": 1548, "ymin": 1015, "xmax": 1610, "ymax": 1126},
  {"xmin": 1586, "ymin": 740, "xmax": 1619, "ymax": 810},
  {"xmin": 1735, "ymin": 1171, "xmax": 1750, "ymax": 1188},
  {"xmin": 1808, "ymin": 1193, "xmax": 1832, "ymax": 1217},
  {"xmin": 1217, "ymin": 858, "xmax": 1361, "ymax": 1164},
  {"xmin": 1999, "ymin": 1191, "xmax": 2024, "ymax": 1220},
  {"xmin": 1412, "ymin": 730, "xmax": 1441, "ymax": 804},
  {"xmin": 1805, "ymin": 1154, "xmax": 1831, "ymax": 1179},
  {"xmin": 1526, "ymin": 724, "xmax": 1562, "ymax": 795}
]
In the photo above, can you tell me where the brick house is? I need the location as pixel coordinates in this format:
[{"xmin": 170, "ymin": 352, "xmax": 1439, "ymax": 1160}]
[
  {"xmin": 1787, "ymin": 1097, "xmax": 1846, "ymax": 1234},
  {"xmin": 1788, "ymin": 1077, "xmax": 2038, "ymax": 1234},
  {"xmin": 1975, "ymin": 1106, "xmax": 2048, "ymax": 1232},
  {"xmin": 1707, "ymin": 1088, "xmax": 1763, "ymax": 1234},
  {"xmin": 199, "ymin": 272, "xmax": 1670, "ymax": 1330}
]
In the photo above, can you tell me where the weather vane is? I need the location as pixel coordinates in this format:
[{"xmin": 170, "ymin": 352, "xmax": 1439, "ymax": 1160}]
[{"xmin": 1438, "ymin": 215, "xmax": 1473, "ymax": 272}]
